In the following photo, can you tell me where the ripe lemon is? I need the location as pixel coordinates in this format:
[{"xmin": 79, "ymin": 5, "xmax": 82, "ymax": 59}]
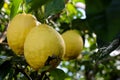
[
  {"xmin": 24, "ymin": 24, "xmax": 65, "ymax": 70},
  {"xmin": 62, "ymin": 30, "xmax": 83, "ymax": 60},
  {"xmin": 7, "ymin": 13, "xmax": 37, "ymax": 55}
]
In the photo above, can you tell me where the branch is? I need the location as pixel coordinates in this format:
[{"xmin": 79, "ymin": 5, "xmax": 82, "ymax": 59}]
[
  {"xmin": 37, "ymin": 71, "xmax": 47, "ymax": 80},
  {"xmin": 96, "ymin": 38, "xmax": 120, "ymax": 60},
  {"xmin": 102, "ymin": 38, "xmax": 120, "ymax": 54},
  {"xmin": 44, "ymin": 73, "xmax": 50, "ymax": 80},
  {"xmin": 15, "ymin": 65, "xmax": 32, "ymax": 80},
  {"xmin": 20, "ymin": 69, "xmax": 32, "ymax": 80},
  {"xmin": 0, "ymin": 23, "xmax": 8, "ymax": 43},
  {"xmin": 0, "ymin": 31, "xmax": 7, "ymax": 43}
]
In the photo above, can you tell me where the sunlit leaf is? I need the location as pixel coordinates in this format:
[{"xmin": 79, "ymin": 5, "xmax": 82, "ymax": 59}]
[
  {"xmin": 66, "ymin": 3, "xmax": 77, "ymax": 16},
  {"xmin": 10, "ymin": 0, "xmax": 23, "ymax": 20},
  {"xmin": 73, "ymin": 0, "xmax": 85, "ymax": 3}
]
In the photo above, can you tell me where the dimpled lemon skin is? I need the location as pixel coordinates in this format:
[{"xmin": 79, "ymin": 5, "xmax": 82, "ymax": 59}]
[
  {"xmin": 62, "ymin": 30, "xmax": 83, "ymax": 61},
  {"xmin": 7, "ymin": 13, "xmax": 37, "ymax": 55},
  {"xmin": 24, "ymin": 24, "xmax": 65, "ymax": 70}
]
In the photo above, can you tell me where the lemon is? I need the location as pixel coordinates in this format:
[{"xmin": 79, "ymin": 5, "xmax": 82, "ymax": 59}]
[
  {"xmin": 62, "ymin": 30, "xmax": 83, "ymax": 60},
  {"xmin": 7, "ymin": 13, "xmax": 37, "ymax": 55},
  {"xmin": 24, "ymin": 24, "xmax": 65, "ymax": 70}
]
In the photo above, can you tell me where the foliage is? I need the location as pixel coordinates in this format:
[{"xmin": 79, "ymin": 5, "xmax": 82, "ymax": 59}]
[{"xmin": 0, "ymin": 0, "xmax": 120, "ymax": 80}]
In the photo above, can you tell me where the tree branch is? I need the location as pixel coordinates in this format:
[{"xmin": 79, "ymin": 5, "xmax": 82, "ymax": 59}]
[{"xmin": 15, "ymin": 65, "xmax": 32, "ymax": 80}]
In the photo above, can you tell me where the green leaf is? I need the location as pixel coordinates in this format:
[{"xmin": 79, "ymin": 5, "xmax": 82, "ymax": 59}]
[
  {"xmin": 73, "ymin": 0, "xmax": 85, "ymax": 3},
  {"xmin": 50, "ymin": 68, "xmax": 66, "ymax": 80},
  {"xmin": 85, "ymin": 0, "xmax": 120, "ymax": 47},
  {"xmin": 66, "ymin": 3, "xmax": 77, "ymax": 16},
  {"xmin": 7, "ymin": 69, "xmax": 15, "ymax": 80},
  {"xmin": 10, "ymin": 0, "xmax": 23, "ymax": 20},
  {"xmin": 45, "ymin": 0, "xmax": 65, "ymax": 18},
  {"xmin": 0, "ymin": 0, "xmax": 4, "ymax": 10},
  {"xmin": 71, "ymin": 19, "xmax": 90, "ymax": 31},
  {"xmin": 25, "ymin": 0, "xmax": 32, "ymax": 3},
  {"xmin": 0, "ymin": 56, "xmax": 12, "ymax": 65},
  {"xmin": 0, "ymin": 61, "xmax": 12, "ymax": 80},
  {"xmin": 29, "ymin": 0, "xmax": 52, "ymax": 11}
]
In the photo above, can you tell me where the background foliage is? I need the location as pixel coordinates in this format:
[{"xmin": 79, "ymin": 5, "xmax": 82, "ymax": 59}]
[{"xmin": 0, "ymin": 0, "xmax": 120, "ymax": 80}]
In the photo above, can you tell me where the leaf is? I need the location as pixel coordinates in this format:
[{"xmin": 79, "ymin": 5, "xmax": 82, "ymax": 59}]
[
  {"xmin": 71, "ymin": 19, "xmax": 90, "ymax": 31},
  {"xmin": 66, "ymin": 3, "xmax": 77, "ymax": 16},
  {"xmin": 85, "ymin": 0, "xmax": 120, "ymax": 47},
  {"xmin": 25, "ymin": 0, "xmax": 32, "ymax": 3},
  {"xmin": 73, "ymin": 0, "xmax": 85, "ymax": 3},
  {"xmin": 10, "ymin": 0, "xmax": 23, "ymax": 20},
  {"xmin": 0, "ymin": 0, "xmax": 4, "ymax": 10},
  {"xmin": 45, "ymin": 0, "xmax": 65, "ymax": 18},
  {"xmin": 0, "ymin": 61, "xmax": 12, "ymax": 80},
  {"xmin": 29, "ymin": 0, "xmax": 52, "ymax": 11},
  {"xmin": 0, "ymin": 56, "xmax": 12, "ymax": 65},
  {"xmin": 50, "ymin": 68, "xmax": 66, "ymax": 80},
  {"xmin": 7, "ymin": 69, "xmax": 15, "ymax": 80}
]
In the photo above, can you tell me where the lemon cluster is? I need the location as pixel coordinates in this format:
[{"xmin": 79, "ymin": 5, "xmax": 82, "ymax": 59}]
[{"xmin": 7, "ymin": 13, "xmax": 83, "ymax": 70}]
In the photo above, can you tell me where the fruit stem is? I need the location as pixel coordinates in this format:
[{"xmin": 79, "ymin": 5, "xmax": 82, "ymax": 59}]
[{"xmin": 21, "ymin": 0, "xmax": 25, "ymax": 13}]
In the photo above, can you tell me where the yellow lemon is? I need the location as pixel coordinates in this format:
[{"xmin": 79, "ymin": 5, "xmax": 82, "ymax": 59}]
[
  {"xmin": 24, "ymin": 24, "xmax": 65, "ymax": 70},
  {"xmin": 7, "ymin": 13, "xmax": 37, "ymax": 55},
  {"xmin": 62, "ymin": 30, "xmax": 83, "ymax": 60}
]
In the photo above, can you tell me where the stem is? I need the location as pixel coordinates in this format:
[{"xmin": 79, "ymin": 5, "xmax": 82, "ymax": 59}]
[
  {"xmin": 0, "ymin": 24, "xmax": 7, "ymax": 43},
  {"xmin": 15, "ymin": 65, "xmax": 32, "ymax": 80},
  {"xmin": 44, "ymin": 73, "xmax": 50, "ymax": 80},
  {"xmin": 20, "ymin": 69, "xmax": 32, "ymax": 80},
  {"xmin": 37, "ymin": 71, "xmax": 46, "ymax": 80},
  {"xmin": 21, "ymin": 0, "xmax": 25, "ymax": 13}
]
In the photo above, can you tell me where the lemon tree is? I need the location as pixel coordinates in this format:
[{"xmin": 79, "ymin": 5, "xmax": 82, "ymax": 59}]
[{"xmin": 0, "ymin": 0, "xmax": 120, "ymax": 80}]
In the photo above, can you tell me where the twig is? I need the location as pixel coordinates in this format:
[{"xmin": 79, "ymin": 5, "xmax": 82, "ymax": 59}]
[
  {"xmin": 20, "ymin": 69, "xmax": 32, "ymax": 80},
  {"xmin": 37, "ymin": 71, "xmax": 46, "ymax": 80},
  {"xmin": 0, "ymin": 24, "xmax": 8, "ymax": 43},
  {"xmin": 15, "ymin": 65, "xmax": 32, "ymax": 80},
  {"xmin": 96, "ymin": 38, "xmax": 120, "ymax": 61},
  {"xmin": 44, "ymin": 73, "xmax": 50, "ymax": 80},
  {"xmin": 0, "ymin": 31, "xmax": 7, "ymax": 43}
]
